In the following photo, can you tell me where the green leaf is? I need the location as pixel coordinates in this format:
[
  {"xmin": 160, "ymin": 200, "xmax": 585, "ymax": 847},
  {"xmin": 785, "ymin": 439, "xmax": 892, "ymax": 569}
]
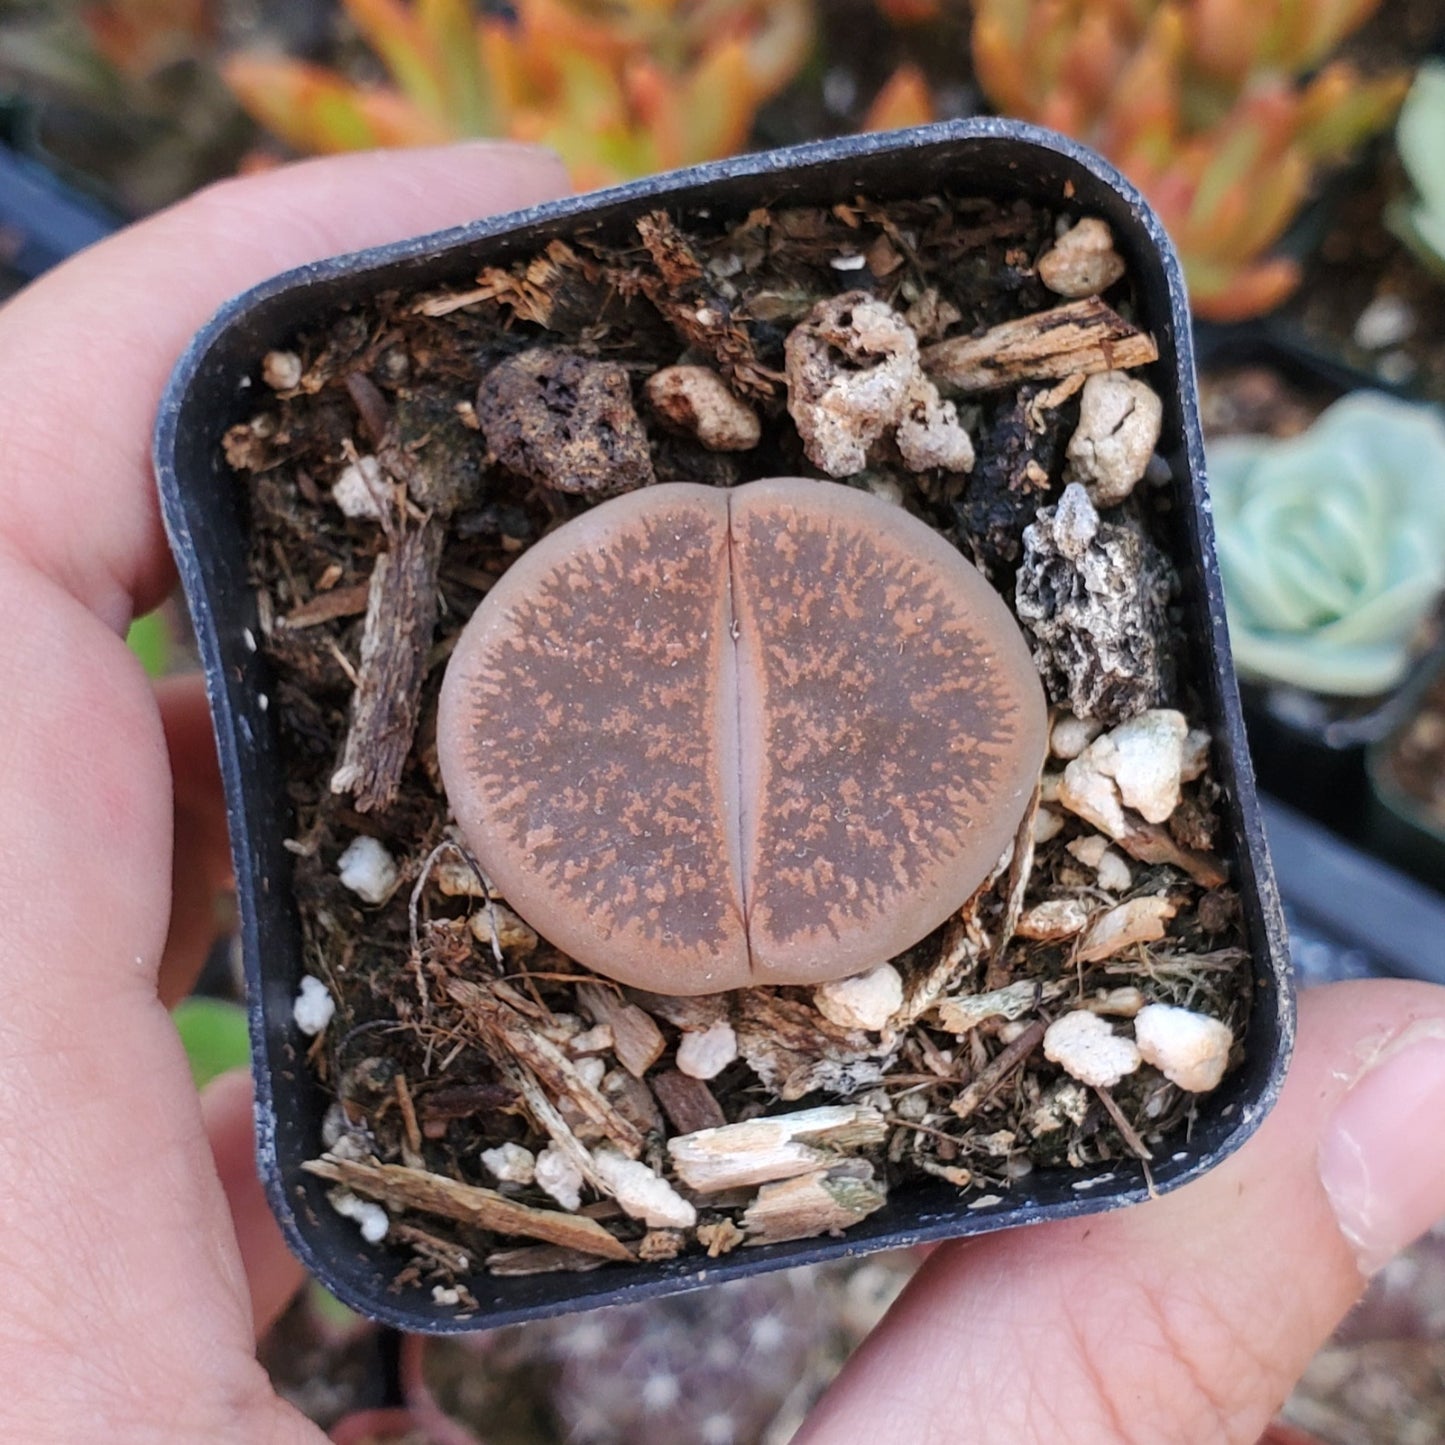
[
  {"xmin": 126, "ymin": 611, "xmax": 171, "ymax": 678},
  {"xmin": 173, "ymin": 997, "xmax": 251, "ymax": 1089}
]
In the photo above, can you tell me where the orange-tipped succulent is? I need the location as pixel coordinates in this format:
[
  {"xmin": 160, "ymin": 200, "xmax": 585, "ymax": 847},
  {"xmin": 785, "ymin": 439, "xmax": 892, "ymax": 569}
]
[
  {"xmin": 967, "ymin": 0, "xmax": 1407, "ymax": 319},
  {"xmin": 223, "ymin": 0, "xmax": 814, "ymax": 188}
]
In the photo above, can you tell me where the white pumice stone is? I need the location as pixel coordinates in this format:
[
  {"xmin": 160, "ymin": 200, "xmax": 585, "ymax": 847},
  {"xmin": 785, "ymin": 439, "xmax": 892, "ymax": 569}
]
[
  {"xmin": 332, "ymin": 454, "xmax": 387, "ymax": 519},
  {"xmin": 1065, "ymin": 371, "xmax": 1163, "ymax": 507},
  {"xmin": 1033, "ymin": 806, "xmax": 1065, "ymax": 844},
  {"xmin": 1134, "ymin": 1003, "xmax": 1233, "ymax": 1093},
  {"xmin": 1095, "ymin": 848, "xmax": 1133, "ymax": 893},
  {"xmin": 336, "ymin": 835, "xmax": 399, "ymax": 904},
  {"xmin": 675, "ymin": 1020, "xmax": 739, "ymax": 1080},
  {"xmin": 329, "ymin": 1189, "xmax": 389, "ymax": 1244},
  {"xmin": 262, "ymin": 349, "xmax": 303, "ymax": 390},
  {"xmin": 534, "ymin": 1144, "xmax": 584, "ymax": 1212},
  {"xmin": 1037, "ymin": 217, "xmax": 1127, "ymax": 298},
  {"xmin": 481, "ymin": 1142, "xmax": 536, "ymax": 1185},
  {"xmin": 1067, "ymin": 834, "xmax": 1110, "ymax": 868},
  {"xmin": 1052, "ymin": 482, "xmax": 1100, "ymax": 559},
  {"xmin": 1043, "ymin": 1010, "xmax": 1141, "ymax": 1089},
  {"xmin": 1059, "ymin": 710, "xmax": 1194, "ymax": 834},
  {"xmin": 1051, "ymin": 712, "xmax": 1103, "ymax": 760},
  {"xmin": 813, "ymin": 963, "xmax": 905, "ymax": 1032},
  {"xmin": 591, "ymin": 1143, "xmax": 697, "ymax": 1228},
  {"xmin": 575, "ymin": 1056, "xmax": 608, "ymax": 1090},
  {"xmin": 293, "ymin": 975, "xmax": 336, "ymax": 1037}
]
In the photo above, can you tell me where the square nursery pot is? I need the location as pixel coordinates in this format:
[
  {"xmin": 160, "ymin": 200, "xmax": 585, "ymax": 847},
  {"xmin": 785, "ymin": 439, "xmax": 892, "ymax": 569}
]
[
  {"xmin": 1192, "ymin": 321, "xmax": 1445, "ymax": 839},
  {"xmin": 1367, "ymin": 648, "xmax": 1445, "ymax": 894},
  {"xmin": 155, "ymin": 119, "xmax": 1292, "ymax": 1332}
]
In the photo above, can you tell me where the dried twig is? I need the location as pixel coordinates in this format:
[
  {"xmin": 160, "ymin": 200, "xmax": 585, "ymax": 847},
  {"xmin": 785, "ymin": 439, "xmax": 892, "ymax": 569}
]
[
  {"xmin": 949, "ymin": 1021, "xmax": 1046, "ymax": 1123},
  {"xmin": 923, "ymin": 298, "xmax": 1158, "ymax": 393},
  {"xmin": 329, "ymin": 520, "xmax": 445, "ymax": 811},
  {"xmin": 304, "ymin": 1155, "xmax": 634, "ymax": 1262}
]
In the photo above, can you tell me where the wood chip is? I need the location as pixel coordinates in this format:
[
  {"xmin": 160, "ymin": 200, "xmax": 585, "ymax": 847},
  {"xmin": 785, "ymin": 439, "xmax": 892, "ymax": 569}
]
[
  {"xmin": 329, "ymin": 521, "xmax": 445, "ymax": 812},
  {"xmin": 949, "ymin": 1021, "xmax": 1046, "ymax": 1122},
  {"xmin": 923, "ymin": 298, "xmax": 1159, "ymax": 393},
  {"xmin": 742, "ymin": 1164, "xmax": 887, "ymax": 1245},
  {"xmin": 278, "ymin": 583, "xmax": 370, "ymax": 630},
  {"xmin": 652, "ymin": 1069, "xmax": 728, "ymax": 1136},
  {"xmin": 1115, "ymin": 820, "xmax": 1229, "ymax": 889},
  {"xmin": 303, "ymin": 1155, "xmax": 634, "ymax": 1262},
  {"xmin": 576, "ymin": 982, "xmax": 667, "ymax": 1078},
  {"xmin": 1075, "ymin": 896, "xmax": 1178, "ymax": 963},
  {"xmin": 936, "ymin": 979, "xmax": 1062, "ymax": 1036},
  {"xmin": 668, "ymin": 1104, "xmax": 888, "ymax": 1194},
  {"xmin": 485, "ymin": 1244, "xmax": 612, "ymax": 1276},
  {"xmin": 449, "ymin": 980, "xmax": 645, "ymax": 1157}
]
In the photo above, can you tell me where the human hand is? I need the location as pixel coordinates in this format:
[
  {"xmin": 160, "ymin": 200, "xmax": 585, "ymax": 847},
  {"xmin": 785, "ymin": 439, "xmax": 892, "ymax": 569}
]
[{"xmin": 3, "ymin": 145, "xmax": 1445, "ymax": 1445}]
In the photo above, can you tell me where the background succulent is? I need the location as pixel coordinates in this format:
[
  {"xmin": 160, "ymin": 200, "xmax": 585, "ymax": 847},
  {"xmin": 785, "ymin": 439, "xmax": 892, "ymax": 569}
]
[
  {"xmin": 1210, "ymin": 391, "xmax": 1445, "ymax": 696},
  {"xmin": 1391, "ymin": 60, "xmax": 1445, "ymax": 279}
]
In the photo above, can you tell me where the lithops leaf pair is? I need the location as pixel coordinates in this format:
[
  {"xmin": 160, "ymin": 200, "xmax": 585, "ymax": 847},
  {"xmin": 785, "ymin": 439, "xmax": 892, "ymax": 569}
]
[{"xmin": 437, "ymin": 477, "xmax": 1048, "ymax": 994}]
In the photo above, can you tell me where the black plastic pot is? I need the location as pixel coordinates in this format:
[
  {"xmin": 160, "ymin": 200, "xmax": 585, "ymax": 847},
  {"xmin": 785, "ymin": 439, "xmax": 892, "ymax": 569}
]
[
  {"xmin": 154, "ymin": 119, "xmax": 1292, "ymax": 1332},
  {"xmin": 1192, "ymin": 322, "xmax": 1445, "ymax": 839},
  {"xmin": 1365, "ymin": 650, "xmax": 1445, "ymax": 895}
]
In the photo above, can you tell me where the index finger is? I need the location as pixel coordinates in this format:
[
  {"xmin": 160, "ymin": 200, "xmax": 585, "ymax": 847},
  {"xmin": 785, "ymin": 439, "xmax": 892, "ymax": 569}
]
[{"xmin": 0, "ymin": 142, "xmax": 569, "ymax": 633}]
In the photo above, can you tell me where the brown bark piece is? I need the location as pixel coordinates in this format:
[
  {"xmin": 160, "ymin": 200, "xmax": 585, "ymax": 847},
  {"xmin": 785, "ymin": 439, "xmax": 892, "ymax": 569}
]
[
  {"xmin": 1116, "ymin": 821, "xmax": 1229, "ymax": 889},
  {"xmin": 742, "ymin": 1165, "xmax": 887, "ymax": 1245},
  {"xmin": 449, "ymin": 979, "xmax": 646, "ymax": 1158},
  {"xmin": 576, "ymin": 982, "xmax": 667, "ymax": 1078},
  {"xmin": 634, "ymin": 211, "xmax": 778, "ymax": 400},
  {"xmin": 923, "ymin": 298, "xmax": 1158, "ymax": 394},
  {"xmin": 651, "ymin": 1069, "xmax": 728, "ymax": 1136},
  {"xmin": 329, "ymin": 520, "xmax": 445, "ymax": 812},
  {"xmin": 304, "ymin": 1155, "xmax": 634, "ymax": 1262},
  {"xmin": 279, "ymin": 583, "xmax": 370, "ymax": 631}
]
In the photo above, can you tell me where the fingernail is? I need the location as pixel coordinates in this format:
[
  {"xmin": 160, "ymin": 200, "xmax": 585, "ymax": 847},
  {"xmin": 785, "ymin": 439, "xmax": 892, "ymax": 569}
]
[{"xmin": 1318, "ymin": 1028, "xmax": 1445, "ymax": 1276}]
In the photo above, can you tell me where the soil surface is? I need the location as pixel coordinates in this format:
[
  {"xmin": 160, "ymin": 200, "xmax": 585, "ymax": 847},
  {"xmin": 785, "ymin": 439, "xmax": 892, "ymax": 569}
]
[{"xmin": 227, "ymin": 182, "xmax": 1254, "ymax": 1304}]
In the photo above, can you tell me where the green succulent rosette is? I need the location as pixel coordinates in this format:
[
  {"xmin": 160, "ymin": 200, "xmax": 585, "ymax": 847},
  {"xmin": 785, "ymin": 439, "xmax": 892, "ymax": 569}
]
[
  {"xmin": 1210, "ymin": 392, "xmax": 1445, "ymax": 697},
  {"xmin": 1391, "ymin": 61, "xmax": 1445, "ymax": 277}
]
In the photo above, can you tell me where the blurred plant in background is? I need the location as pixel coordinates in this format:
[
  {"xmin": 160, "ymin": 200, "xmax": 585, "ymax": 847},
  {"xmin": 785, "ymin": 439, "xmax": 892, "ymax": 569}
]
[
  {"xmin": 0, "ymin": 0, "xmax": 267, "ymax": 211},
  {"xmin": 1390, "ymin": 61, "xmax": 1445, "ymax": 282},
  {"xmin": 223, "ymin": 0, "xmax": 815, "ymax": 189},
  {"xmin": 1210, "ymin": 392, "xmax": 1445, "ymax": 696},
  {"xmin": 968, "ymin": 0, "xmax": 1408, "ymax": 319}
]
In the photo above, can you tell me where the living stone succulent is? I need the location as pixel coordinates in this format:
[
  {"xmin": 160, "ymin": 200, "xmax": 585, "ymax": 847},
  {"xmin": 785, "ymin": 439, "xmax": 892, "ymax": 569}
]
[
  {"xmin": 1210, "ymin": 392, "xmax": 1445, "ymax": 696},
  {"xmin": 437, "ymin": 477, "xmax": 1048, "ymax": 993}
]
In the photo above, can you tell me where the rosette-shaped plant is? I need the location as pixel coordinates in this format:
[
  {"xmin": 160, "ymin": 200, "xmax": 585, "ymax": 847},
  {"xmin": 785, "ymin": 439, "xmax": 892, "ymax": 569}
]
[
  {"xmin": 1391, "ymin": 61, "xmax": 1445, "ymax": 277},
  {"xmin": 1211, "ymin": 392, "xmax": 1445, "ymax": 696}
]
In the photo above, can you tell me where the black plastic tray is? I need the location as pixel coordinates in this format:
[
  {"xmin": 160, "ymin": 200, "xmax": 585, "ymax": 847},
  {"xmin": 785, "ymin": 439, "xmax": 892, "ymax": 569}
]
[{"xmin": 153, "ymin": 119, "xmax": 1293, "ymax": 1331}]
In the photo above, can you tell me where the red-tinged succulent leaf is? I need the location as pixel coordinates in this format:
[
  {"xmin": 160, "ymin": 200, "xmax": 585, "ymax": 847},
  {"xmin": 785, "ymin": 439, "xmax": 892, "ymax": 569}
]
[
  {"xmin": 83, "ymin": 0, "xmax": 212, "ymax": 78},
  {"xmin": 860, "ymin": 63, "xmax": 935, "ymax": 132},
  {"xmin": 418, "ymin": 0, "xmax": 494, "ymax": 134},
  {"xmin": 971, "ymin": 9, "xmax": 1041, "ymax": 119},
  {"xmin": 1295, "ymin": 64, "xmax": 1408, "ymax": 160},
  {"xmin": 675, "ymin": 41, "xmax": 758, "ymax": 161},
  {"xmin": 1187, "ymin": 253, "xmax": 1299, "ymax": 319},
  {"xmin": 344, "ymin": 0, "xmax": 450, "ymax": 123},
  {"xmin": 222, "ymin": 55, "xmax": 448, "ymax": 153},
  {"xmin": 741, "ymin": 0, "xmax": 815, "ymax": 100},
  {"xmin": 1183, "ymin": 0, "xmax": 1270, "ymax": 88}
]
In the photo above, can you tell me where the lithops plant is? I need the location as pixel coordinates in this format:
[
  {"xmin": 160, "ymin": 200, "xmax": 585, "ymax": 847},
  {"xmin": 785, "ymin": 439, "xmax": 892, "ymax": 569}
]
[
  {"xmin": 1210, "ymin": 392, "xmax": 1445, "ymax": 696},
  {"xmin": 437, "ymin": 477, "xmax": 1048, "ymax": 994}
]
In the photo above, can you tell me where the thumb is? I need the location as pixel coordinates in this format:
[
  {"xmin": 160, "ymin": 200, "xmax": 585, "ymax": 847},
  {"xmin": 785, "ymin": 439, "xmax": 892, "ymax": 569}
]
[{"xmin": 798, "ymin": 979, "xmax": 1445, "ymax": 1445}]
